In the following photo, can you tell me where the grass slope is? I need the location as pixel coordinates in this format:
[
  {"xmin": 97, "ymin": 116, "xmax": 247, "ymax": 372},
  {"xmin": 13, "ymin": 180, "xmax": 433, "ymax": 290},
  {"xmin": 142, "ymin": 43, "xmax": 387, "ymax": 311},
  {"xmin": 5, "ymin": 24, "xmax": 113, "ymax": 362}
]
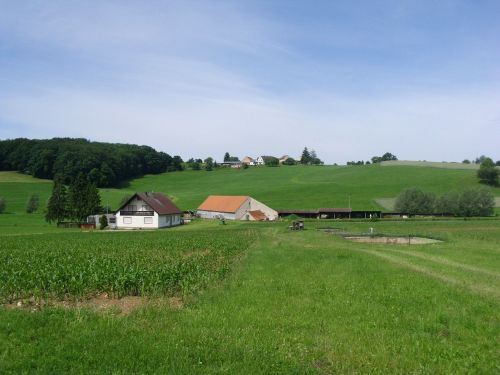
[
  {"xmin": 1, "ymin": 220, "xmax": 498, "ymax": 373},
  {"xmin": 100, "ymin": 164, "xmax": 500, "ymax": 211}
]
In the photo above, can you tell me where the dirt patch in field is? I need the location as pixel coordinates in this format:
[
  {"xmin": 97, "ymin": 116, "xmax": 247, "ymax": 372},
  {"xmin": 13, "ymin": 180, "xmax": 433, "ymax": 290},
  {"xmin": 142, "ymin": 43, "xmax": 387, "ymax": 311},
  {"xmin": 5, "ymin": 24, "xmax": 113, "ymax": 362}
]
[
  {"xmin": 4, "ymin": 294, "xmax": 183, "ymax": 315},
  {"xmin": 345, "ymin": 236, "xmax": 442, "ymax": 245}
]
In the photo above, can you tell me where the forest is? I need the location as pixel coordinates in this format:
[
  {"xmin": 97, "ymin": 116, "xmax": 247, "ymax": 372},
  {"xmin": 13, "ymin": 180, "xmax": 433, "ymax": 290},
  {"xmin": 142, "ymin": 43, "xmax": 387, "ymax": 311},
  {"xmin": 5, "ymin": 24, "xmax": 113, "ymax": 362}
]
[{"xmin": 0, "ymin": 138, "xmax": 183, "ymax": 187}]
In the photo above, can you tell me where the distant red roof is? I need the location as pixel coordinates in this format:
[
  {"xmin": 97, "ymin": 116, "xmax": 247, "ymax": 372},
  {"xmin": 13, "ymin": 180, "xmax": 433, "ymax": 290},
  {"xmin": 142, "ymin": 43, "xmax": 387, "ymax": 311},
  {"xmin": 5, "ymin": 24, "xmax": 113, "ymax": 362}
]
[{"xmin": 119, "ymin": 192, "xmax": 181, "ymax": 215}]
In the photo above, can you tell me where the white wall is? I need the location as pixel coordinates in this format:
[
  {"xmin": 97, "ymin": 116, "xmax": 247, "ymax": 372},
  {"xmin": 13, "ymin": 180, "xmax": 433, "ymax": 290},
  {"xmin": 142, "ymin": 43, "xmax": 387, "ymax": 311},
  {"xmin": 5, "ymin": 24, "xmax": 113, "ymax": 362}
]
[
  {"xmin": 197, "ymin": 210, "xmax": 237, "ymax": 220},
  {"xmin": 116, "ymin": 211, "xmax": 159, "ymax": 229},
  {"xmin": 249, "ymin": 198, "xmax": 279, "ymax": 221}
]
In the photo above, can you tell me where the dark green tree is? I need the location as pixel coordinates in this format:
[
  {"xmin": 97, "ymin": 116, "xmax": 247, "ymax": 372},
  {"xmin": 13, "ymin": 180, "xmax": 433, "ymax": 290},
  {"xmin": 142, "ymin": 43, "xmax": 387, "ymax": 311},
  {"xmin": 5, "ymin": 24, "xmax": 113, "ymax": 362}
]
[
  {"xmin": 223, "ymin": 152, "xmax": 230, "ymax": 162},
  {"xmin": 26, "ymin": 194, "xmax": 40, "ymax": 213},
  {"xmin": 99, "ymin": 214, "xmax": 108, "ymax": 230},
  {"xmin": 264, "ymin": 157, "xmax": 279, "ymax": 167},
  {"xmin": 0, "ymin": 197, "xmax": 5, "ymax": 214},
  {"xmin": 205, "ymin": 157, "xmax": 214, "ymax": 171},
  {"xmin": 68, "ymin": 173, "xmax": 101, "ymax": 222},
  {"xmin": 477, "ymin": 157, "xmax": 499, "ymax": 186},
  {"xmin": 300, "ymin": 147, "xmax": 311, "ymax": 164},
  {"xmin": 45, "ymin": 176, "xmax": 68, "ymax": 223}
]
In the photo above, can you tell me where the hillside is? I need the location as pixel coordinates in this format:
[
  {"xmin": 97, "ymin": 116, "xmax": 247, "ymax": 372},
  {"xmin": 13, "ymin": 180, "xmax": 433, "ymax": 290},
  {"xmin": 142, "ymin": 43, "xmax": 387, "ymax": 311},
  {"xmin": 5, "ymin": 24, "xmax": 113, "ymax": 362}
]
[
  {"xmin": 2, "ymin": 165, "xmax": 499, "ymax": 219},
  {"xmin": 99, "ymin": 164, "xmax": 500, "ymax": 211}
]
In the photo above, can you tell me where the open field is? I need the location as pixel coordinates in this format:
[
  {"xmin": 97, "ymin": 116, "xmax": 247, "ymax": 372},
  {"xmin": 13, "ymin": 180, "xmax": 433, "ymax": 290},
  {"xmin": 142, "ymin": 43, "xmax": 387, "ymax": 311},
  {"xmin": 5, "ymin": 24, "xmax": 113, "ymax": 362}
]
[
  {"xmin": 380, "ymin": 160, "xmax": 483, "ymax": 170},
  {"xmin": 1, "ymin": 220, "xmax": 499, "ymax": 373},
  {"xmin": 97, "ymin": 164, "xmax": 500, "ymax": 211}
]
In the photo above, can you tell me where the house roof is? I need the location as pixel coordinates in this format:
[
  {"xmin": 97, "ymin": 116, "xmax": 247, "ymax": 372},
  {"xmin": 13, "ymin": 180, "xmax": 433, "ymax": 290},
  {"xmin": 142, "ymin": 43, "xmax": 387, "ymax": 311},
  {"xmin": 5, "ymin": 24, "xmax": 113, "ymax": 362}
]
[
  {"xmin": 198, "ymin": 195, "xmax": 249, "ymax": 213},
  {"xmin": 249, "ymin": 210, "xmax": 266, "ymax": 221},
  {"xmin": 318, "ymin": 208, "xmax": 352, "ymax": 213},
  {"xmin": 119, "ymin": 192, "xmax": 182, "ymax": 215}
]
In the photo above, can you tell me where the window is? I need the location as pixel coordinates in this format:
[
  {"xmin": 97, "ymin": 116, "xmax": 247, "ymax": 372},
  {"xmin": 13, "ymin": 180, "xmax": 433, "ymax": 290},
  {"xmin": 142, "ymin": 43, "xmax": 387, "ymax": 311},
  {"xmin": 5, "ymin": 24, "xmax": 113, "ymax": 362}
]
[
  {"xmin": 144, "ymin": 217, "xmax": 153, "ymax": 224},
  {"xmin": 123, "ymin": 217, "xmax": 132, "ymax": 224},
  {"xmin": 127, "ymin": 205, "xmax": 137, "ymax": 211},
  {"xmin": 142, "ymin": 205, "xmax": 151, "ymax": 211},
  {"xmin": 109, "ymin": 217, "xmax": 116, "ymax": 224}
]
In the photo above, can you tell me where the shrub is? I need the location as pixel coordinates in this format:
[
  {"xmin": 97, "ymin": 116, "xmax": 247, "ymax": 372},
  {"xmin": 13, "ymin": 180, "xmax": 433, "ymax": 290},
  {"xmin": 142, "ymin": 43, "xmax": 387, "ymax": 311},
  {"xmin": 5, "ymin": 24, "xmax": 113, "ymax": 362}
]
[
  {"xmin": 394, "ymin": 187, "xmax": 435, "ymax": 214},
  {"xmin": 99, "ymin": 215, "xmax": 108, "ymax": 230},
  {"xmin": 458, "ymin": 187, "xmax": 495, "ymax": 217},
  {"xmin": 26, "ymin": 194, "xmax": 40, "ymax": 213},
  {"xmin": 477, "ymin": 158, "xmax": 499, "ymax": 186}
]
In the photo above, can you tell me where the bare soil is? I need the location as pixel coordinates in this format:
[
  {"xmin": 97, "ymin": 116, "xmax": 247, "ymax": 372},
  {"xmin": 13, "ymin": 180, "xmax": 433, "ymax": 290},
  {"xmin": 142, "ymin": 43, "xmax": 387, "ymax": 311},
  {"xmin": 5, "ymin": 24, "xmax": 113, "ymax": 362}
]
[{"xmin": 4, "ymin": 294, "xmax": 184, "ymax": 315}]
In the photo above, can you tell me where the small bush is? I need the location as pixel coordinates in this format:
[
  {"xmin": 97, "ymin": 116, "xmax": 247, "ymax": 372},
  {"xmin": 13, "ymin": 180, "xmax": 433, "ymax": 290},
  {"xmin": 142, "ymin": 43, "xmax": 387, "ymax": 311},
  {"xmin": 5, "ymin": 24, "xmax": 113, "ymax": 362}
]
[
  {"xmin": 26, "ymin": 194, "xmax": 40, "ymax": 214},
  {"xmin": 99, "ymin": 215, "xmax": 108, "ymax": 230}
]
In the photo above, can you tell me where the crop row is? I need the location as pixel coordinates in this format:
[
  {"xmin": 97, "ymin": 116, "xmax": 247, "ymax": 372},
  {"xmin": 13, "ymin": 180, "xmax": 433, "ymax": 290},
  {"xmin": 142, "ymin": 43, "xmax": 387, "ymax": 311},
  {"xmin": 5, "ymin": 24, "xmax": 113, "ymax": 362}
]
[{"xmin": 0, "ymin": 229, "xmax": 255, "ymax": 302}]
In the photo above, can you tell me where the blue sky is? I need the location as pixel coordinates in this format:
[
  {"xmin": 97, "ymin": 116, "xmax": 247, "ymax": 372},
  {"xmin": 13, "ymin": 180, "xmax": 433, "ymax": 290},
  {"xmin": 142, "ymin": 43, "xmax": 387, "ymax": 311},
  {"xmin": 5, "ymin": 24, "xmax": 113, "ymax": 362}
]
[{"xmin": 0, "ymin": 0, "xmax": 499, "ymax": 163}]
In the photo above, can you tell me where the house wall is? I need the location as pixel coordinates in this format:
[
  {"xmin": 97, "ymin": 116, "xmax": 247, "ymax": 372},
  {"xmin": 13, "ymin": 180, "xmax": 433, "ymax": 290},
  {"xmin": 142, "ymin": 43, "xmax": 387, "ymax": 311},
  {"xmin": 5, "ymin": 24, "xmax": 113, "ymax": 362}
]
[
  {"xmin": 197, "ymin": 210, "xmax": 237, "ymax": 220},
  {"xmin": 197, "ymin": 197, "xmax": 278, "ymax": 221},
  {"xmin": 116, "ymin": 211, "xmax": 159, "ymax": 229},
  {"xmin": 248, "ymin": 198, "xmax": 278, "ymax": 221},
  {"xmin": 255, "ymin": 156, "xmax": 264, "ymax": 165},
  {"xmin": 158, "ymin": 214, "xmax": 181, "ymax": 228}
]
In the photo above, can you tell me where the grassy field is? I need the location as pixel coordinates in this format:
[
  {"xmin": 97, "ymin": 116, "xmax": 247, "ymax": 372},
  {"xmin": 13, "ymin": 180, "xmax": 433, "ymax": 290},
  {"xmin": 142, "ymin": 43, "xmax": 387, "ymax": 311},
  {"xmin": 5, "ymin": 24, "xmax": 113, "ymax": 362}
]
[
  {"xmin": 0, "ymin": 219, "xmax": 499, "ymax": 373},
  {"xmin": 96, "ymin": 164, "xmax": 500, "ymax": 211}
]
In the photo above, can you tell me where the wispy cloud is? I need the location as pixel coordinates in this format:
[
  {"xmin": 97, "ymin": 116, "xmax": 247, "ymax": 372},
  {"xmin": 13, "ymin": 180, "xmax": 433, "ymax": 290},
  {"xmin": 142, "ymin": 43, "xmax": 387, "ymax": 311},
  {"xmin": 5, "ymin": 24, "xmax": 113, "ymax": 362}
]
[{"xmin": 0, "ymin": 0, "xmax": 499, "ymax": 162}]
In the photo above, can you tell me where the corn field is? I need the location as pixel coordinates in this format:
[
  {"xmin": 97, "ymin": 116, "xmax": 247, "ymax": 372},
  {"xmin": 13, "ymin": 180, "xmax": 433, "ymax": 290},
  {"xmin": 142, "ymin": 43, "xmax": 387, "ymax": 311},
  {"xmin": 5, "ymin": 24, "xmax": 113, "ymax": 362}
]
[{"xmin": 0, "ymin": 229, "xmax": 255, "ymax": 302}]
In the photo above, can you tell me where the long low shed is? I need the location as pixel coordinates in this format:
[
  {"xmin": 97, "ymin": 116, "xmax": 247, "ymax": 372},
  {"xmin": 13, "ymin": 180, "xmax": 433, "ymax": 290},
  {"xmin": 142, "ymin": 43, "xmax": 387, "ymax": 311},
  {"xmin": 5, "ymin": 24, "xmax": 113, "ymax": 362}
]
[{"xmin": 277, "ymin": 208, "xmax": 382, "ymax": 219}]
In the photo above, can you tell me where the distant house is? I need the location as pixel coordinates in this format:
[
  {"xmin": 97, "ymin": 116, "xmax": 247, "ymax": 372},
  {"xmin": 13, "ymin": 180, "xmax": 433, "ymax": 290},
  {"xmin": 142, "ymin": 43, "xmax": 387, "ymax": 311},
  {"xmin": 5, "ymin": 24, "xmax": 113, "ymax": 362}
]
[
  {"xmin": 255, "ymin": 156, "xmax": 276, "ymax": 166},
  {"xmin": 242, "ymin": 156, "xmax": 255, "ymax": 166},
  {"xmin": 197, "ymin": 195, "xmax": 278, "ymax": 221},
  {"xmin": 115, "ymin": 192, "xmax": 182, "ymax": 229},
  {"xmin": 279, "ymin": 155, "xmax": 291, "ymax": 164},
  {"xmin": 220, "ymin": 161, "xmax": 242, "ymax": 168}
]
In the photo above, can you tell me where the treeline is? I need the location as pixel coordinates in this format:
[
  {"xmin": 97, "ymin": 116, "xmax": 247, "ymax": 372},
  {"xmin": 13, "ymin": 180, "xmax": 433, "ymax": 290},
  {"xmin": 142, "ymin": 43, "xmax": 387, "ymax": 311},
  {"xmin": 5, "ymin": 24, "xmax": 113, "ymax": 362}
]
[
  {"xmin": 0, "ymin": 138, "xmax": 183, "ymax": 187},
  {"xmin": 394, "ymin": 187, "xmax": 495, "ymax": 217},
  {"xmin": 45, "ymin": 173, "xmax": 101, "ymax": 223},
  {"xmin": 347, "ymin": 152, "xmax": 397, "ymax": 165}
]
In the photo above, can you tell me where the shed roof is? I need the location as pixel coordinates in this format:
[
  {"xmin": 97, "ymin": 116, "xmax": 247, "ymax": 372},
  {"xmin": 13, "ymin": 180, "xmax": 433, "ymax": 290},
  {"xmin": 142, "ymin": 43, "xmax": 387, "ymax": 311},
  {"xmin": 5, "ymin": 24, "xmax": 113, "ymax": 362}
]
[
  {"xmin": 319, "ymin": 208, "xmax": 353, "ymax": 213},
  {"xmin": 119, "ymin": 192, "xmax": 181, "ymax": 215},
  {"xmin": 198, "ymin": 195, "xmax": 249, "ymax": 213}
]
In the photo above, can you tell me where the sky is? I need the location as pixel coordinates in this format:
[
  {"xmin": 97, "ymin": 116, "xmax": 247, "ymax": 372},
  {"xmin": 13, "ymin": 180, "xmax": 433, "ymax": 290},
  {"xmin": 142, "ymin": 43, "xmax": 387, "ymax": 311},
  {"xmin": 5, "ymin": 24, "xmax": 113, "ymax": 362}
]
[{"xmin": 0, "ymin": 0, "xmax": 499, "ymax": 164}]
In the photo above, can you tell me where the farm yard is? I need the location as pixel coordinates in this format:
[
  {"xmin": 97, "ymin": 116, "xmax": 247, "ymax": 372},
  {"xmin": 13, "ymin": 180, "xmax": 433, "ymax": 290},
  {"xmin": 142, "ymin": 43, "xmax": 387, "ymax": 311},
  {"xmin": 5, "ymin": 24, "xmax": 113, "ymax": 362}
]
[{"xmin": 0, "ymin": 219, "xmax": 499, "ymax": 373}]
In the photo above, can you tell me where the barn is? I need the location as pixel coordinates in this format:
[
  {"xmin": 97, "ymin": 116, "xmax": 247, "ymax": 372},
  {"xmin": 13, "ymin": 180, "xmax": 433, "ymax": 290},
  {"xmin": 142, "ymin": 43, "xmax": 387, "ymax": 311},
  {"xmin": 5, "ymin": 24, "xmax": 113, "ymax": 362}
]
[
  {"xmin": 197, "ymin": 195, "xmax": 278, "ymax": 221},
  {"xmin": 115, "ymin": 192, "xmax": 182, "ymax": 229}
]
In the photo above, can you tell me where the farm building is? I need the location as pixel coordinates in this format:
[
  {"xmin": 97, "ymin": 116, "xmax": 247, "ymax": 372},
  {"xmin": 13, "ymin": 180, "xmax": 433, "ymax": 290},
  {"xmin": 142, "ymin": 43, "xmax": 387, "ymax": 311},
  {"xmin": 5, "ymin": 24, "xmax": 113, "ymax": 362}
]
[
  {"xmin": 279, "ymin": 155, "xmax": 291, "ymax": 164},
  {"xmin": 277, "ymin": 208, "xmax": 382, "ymax": 219},
  {"xmin": 255, "ymin": 156, "xmax": 276, "ymax": 165},
  {"xmin": 86, "ymin": 213, "xmax": 117, "ymax": 229},
  {"xmin": 197, "ymin": 195, "xmax": 278, "ymax": 221},
  {"xmin": 115, "ymin": 192, "xmax": 182, "ymax": 229},
  {"xmin": 242, "ymin": 156, "xmax": 255, "ymax": 166}
]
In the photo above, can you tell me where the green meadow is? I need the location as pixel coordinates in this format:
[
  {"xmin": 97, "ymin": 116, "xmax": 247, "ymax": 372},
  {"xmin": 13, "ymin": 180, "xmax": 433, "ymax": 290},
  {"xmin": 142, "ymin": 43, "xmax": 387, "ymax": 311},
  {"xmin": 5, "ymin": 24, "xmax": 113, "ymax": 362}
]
[
  {"xmin": 98, "ymin": 163, "xmax": 499, "ymax": 211},
  {"xmin": 0, "ymin": 165, "xmax": 499, "ymax": 373},
  {"xmin": 0, "ymin": 220, "xmax": 499, "ymax": 373}
]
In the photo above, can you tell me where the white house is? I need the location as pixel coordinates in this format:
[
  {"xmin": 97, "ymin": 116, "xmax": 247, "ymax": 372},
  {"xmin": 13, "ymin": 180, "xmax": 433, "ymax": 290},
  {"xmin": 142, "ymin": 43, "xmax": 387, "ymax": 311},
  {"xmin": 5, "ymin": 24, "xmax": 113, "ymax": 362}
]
[
  {"xmin": 115, "ymin": 192, "xmax": 182, "ymax": 229},
  {"xmin": 255, "ymin": 156, "xmax": 276, "ymax": 166},
  {"xmin": 197, "ymin": 195, "xmax": 278, "ymax": 221}
]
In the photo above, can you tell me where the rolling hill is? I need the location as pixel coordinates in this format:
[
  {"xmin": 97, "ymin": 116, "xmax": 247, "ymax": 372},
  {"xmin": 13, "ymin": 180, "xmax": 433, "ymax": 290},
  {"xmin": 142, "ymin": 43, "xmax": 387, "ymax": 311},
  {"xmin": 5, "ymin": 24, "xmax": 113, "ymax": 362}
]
[{"xmin": 1, "ymin": 164, "xmax": 499, "ymax": 219}]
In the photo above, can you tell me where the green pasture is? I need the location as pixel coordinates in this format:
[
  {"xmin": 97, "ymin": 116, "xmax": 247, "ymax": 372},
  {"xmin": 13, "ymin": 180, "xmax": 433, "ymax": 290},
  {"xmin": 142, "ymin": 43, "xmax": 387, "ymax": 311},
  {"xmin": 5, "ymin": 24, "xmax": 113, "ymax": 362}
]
[
  {"xmin": 0, "ymin": 220, "xmax": 499, "ymax": 373},
  {"xmin": 98, "ymin": 164, "xmax": 500, "ymax": 211}
]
